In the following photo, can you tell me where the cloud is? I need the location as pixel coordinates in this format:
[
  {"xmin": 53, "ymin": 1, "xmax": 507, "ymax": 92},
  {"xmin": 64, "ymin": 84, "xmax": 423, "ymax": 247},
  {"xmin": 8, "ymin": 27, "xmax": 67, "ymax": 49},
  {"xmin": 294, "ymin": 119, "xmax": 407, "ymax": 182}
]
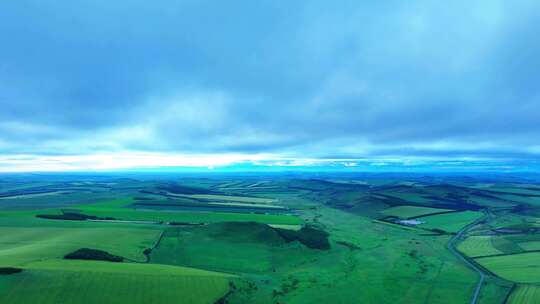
[{"xmin": 1, "ymin": 0, "xmax": 540, "ymax": 169}]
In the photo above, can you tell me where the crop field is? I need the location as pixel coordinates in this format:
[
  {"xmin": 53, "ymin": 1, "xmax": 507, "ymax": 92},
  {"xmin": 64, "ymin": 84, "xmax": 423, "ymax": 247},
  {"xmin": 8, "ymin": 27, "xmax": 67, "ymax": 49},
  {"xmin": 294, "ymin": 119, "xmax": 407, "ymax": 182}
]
[
  {"xmin": 0, "ymin": 175, "xmax": 539, "ymax": 303},
  {"xmin": 80, "ymin": 207, "xmax": 299, "ymax": 224},
  {"xmin": 457, "ymin": 236, "xmax": 502, "ymax": 257},
  {"xmin": 508, "ymin": 285, "xmax": 540, "ymax": 304},
  {"xmin": 0, "ymin": 261, "xmax": 232, "ymax": 304},
  {"xmin": 416, "ymin": 211, "xmax": 484, "ymax": 233},
  {"xmin": 476, "ymin": 252, "xmax": 540, "ymax": 283},
  {"xmin": 0, "ymin": 226, "xmax": 161, "ymax": 265},
  {"xmin": 518, "ymin": 241, "xmax": 540, "ymax": 251},
  {"xmin": 381, "ymin": 205, "xmax": 454, "ymax": 219},
  {"xmin": 169, "ymin": 194, "xmax": 277, "ymax": 204}
]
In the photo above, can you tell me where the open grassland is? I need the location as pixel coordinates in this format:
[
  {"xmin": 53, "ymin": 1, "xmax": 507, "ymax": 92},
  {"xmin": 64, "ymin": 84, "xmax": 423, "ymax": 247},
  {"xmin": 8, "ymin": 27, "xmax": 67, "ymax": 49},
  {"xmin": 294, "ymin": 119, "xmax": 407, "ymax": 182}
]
[
  {"xmin": 0, "ymin": 261, "xmax": 231, "ymax": 304},
  {"xmin": 509, "ymin": 285, "xmax": 540, "ymax": 304},
  {"xmin": 457, "ymin": 236, "xmax": 502, "ymax": 257},
  {"xmin": 476, "ymin": 252, "xmax": 540, "ymax": 283},
  {"xmin": 147, "ymin": 205, "xmax": 482, "ymax": 303},
  {"xmin": 275, "ymin": 207, "xmax": 478, "ymax": 304},
  {"xmin": 2, "ymin": 177, "xmax": 540, "ymax": 303},
  {"xmin": 418, "ymin": 211, "xmax": 484, "ymax": 233},
  {"xmin": 151, "ymin": 222, "xmax": 320, "ymax": 273},
  {"xmin": 171, "ymin": 206, "xmax": 480, "ymax": 304},
  {"xmin": 381, "ymin": 205, "xmax": 454, "ymax": 219}
]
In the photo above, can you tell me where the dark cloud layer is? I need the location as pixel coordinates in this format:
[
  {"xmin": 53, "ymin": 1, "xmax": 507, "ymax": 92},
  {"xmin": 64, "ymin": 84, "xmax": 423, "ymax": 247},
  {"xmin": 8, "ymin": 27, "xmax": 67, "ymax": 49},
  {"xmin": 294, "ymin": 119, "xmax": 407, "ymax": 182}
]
[{"xmin": 1, "ymin": 0, "xmax": 540, "ymax": 160}]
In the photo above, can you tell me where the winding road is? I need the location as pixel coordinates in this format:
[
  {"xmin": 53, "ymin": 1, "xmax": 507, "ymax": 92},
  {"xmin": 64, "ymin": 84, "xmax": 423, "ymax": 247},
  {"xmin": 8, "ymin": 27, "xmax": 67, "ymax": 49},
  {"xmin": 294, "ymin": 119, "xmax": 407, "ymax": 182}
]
[{"xmin": 446, "ymin": 212, "xmax": 489, "ymax": 304}]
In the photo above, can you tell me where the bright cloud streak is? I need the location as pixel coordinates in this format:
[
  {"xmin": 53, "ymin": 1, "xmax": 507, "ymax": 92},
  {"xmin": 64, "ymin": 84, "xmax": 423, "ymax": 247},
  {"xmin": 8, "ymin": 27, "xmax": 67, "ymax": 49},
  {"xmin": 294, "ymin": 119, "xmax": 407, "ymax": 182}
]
[
  {"xmin": 0, "ymin": 153, "xmax": 274, "ymax": 172},
  {"xmin": 0, "ymin": 152, "xmax": 531, "ymax": 173}
]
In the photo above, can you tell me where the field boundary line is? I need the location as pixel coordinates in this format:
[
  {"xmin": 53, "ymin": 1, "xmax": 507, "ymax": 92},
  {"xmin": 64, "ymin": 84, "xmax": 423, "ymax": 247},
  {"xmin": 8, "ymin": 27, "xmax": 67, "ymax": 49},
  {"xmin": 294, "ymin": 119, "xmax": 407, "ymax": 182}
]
[
  {"xmin": 502, "ymin": 283, "xmax": 517, "ymax": 304},
  {"xmin": 408, "ymin": 210, "xmax": 459, "ymax": 220},
  {"xmin": 143, "ymin": 229, "xmax": 166, "ymax": 263},
  {"xmin": 473, "ymin": 249, "xmax": 540, "ymax": 259}
]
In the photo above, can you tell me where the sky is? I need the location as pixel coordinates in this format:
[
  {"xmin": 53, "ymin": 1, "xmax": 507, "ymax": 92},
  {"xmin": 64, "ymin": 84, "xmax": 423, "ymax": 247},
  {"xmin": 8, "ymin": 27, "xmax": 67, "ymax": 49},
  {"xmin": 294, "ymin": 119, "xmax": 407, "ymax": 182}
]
[{"xmin": 1, "ymin": 1, "xmax": 540, "ymax": 172}]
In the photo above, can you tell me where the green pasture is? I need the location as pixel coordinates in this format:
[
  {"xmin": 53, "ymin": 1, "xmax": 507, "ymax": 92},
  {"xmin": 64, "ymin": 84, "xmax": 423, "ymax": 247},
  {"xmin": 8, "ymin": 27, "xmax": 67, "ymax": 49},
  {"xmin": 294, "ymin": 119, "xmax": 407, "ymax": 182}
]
[
  {"xmin": 519, "ymin": 241, "xmax": 540, "ymax": 251},
  {"xmin": 0, "ymin": 196, "xmax": 301, "ymax": 226},
  {"xmin": 0, "ymin": 226, "xmax": 161, "ymax": 265},
  {"xmin": 491, "ymin": 236, "xmax": 524, "ymax": 255},
  {"xmin": 77, "ymin": 198, "xmax": 300, "ymax": 225},
  {"xmin": 476, "ymin": 252, "xmax": 540, "ymax": 283},
  {"xmin": 2, "ymin": 178, "xmax": 539, "ymax": 303},
  {"xmin": 151, "ymin": 222, "xmax": 320, "ymax": 273},
  {"xmin": 457, "ymin": 236, "xmax": 502, "ymax": 257},
  {"xmin": 0, "ymin": 261, "xmax": 231, "ymax": 304},
  {"xmin": 381, "ymin": 205, "xmax": 453, "ymax": 219},
  {"xmin": 171, "ymin": 194, "xmax": 276, "ymax": 204},
  {"xmin": 417, "ymin": 211, "xmax": 484, "ymax": 233},
  {"xmin": 476, "ymin": 276, "xmax": 514, "ymax": 304},
  {"xmin": 508, "ymin": 285, "xmax": 540, "ymax": 304},
  {"xmin": 80, "ymin": 207, "xmax": 300, "ymax": 225}
]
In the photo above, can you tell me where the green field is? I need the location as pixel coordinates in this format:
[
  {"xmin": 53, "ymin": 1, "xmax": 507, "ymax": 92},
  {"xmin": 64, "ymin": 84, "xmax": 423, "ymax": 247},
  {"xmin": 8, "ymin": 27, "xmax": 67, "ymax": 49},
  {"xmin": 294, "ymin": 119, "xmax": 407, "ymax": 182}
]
[
  {"xmin": 381, "ymin": 205, "xmax": 454, "ymax": 219},
  {"xmin": 77, "ymin": 207, "xmax": 299, "ymax": 225},
  {"xmin": 417, "ymin": 211, "xmax": 484, "ymax": 233},
  {"xmin": 0, "ymin": 226, "xmax": 161, "ymax": 265},
  {"xmin": 1, "ymin": 176, "xmax": 539, "ymax": 303},
  {"xmin": 0, "ymin": 261, "xmax": 232, "ymax": 304},
  {"xmin": 151, "ymin": 222, "xmax": 319, "ymax": 273},
  {"xmin": 476, "ymin": 252, "xmax": 540, "ymax": 283},
  {"xmin": 457, "ymin": 236, "xmax": 502, "ymax": 257},
  {"xmin": 171, "ymin": 194, "xmax": 276, "ymax": 204},
  {"xmin": 518, "ymin": 241, "xmax": 540, "ymax": 251},
  {"xmin": 508, "ymin": 285, "xmax": 540, "ymax": 304},
  {"xmin": 491, "ymin": 236, "xmax": 524, "ymax": 255},
  {"xmin": 4, "ymin": 196, "xmax": 302, "ymax": 226}
]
